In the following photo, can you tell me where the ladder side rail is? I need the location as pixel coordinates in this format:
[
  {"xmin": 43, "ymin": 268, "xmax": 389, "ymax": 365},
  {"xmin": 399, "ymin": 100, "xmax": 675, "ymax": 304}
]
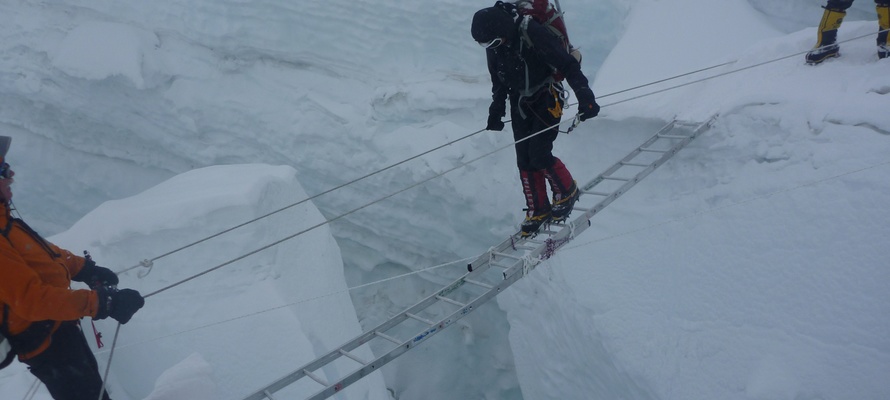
[
  {"xmin": 243, "ymin": 117, "xmax": 714, "ymax": 400},
  {"xmin": 466, "ymin": 238, "xmax": 522, "ymax": 271},
  {"xmin": 306, "ymin": 264, "xmax": 531, "ymax": 400},
  {"xmin": 245, "ymin": 262, "xmax": 500, "ymax": 400},
  {"xmin": 582, "ymin": 120, "xmax": 676, "ymax": 192},
  {"xmin": 505, "ymin": 118, "xmax": 712, "ymax": 280}
]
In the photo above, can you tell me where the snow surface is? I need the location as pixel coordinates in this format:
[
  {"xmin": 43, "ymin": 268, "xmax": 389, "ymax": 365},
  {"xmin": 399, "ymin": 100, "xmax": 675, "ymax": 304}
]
[{"xmin": 1, "ymin": 0, "xmax": 889, "ymax": 399}]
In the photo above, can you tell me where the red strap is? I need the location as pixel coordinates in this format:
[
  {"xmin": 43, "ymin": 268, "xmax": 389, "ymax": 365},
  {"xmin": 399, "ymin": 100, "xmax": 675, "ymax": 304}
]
[{"xmin": 91, "ymin": 320, "xmax": 104, "ymax": 349}]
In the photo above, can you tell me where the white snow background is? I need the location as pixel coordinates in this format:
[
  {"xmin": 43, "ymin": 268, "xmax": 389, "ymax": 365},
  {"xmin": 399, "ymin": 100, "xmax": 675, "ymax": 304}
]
[{"xmin": 1, "ymin": 0, "xmax": 888, "ymax": 399}]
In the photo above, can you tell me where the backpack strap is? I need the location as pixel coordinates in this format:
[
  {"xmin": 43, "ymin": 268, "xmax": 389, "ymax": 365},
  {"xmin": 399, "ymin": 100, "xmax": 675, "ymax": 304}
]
[
  {"xmin": 0, "ymin": 306, "xmax": 15, "ymax": 369},
  {"xmin": 1, "ymin": 216, "xmax": 14, "ymax": 367},
  {"xmin": 516, "ymin": 15, "xmax": 555, "ymax": 101},
  {"xmin": 519, "ymin": 14, "xmax": 534, "ymax": 49}
]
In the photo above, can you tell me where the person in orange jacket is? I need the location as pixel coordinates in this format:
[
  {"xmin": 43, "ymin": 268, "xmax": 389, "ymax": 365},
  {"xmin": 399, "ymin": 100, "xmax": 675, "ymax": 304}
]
[{"xmin": 0, "ymin": 136, "xmax": 144, "ymax": 400}]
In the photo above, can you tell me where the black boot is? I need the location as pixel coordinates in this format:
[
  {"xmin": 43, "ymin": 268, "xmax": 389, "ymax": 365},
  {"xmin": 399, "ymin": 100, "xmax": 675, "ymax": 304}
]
[
  {"xmin": 551, "ymin": 180, "xmax": 579, "ymax": 222},
  {"xmin": 806, "ymin": 8, "xmax": 846, "ymax": 64}
]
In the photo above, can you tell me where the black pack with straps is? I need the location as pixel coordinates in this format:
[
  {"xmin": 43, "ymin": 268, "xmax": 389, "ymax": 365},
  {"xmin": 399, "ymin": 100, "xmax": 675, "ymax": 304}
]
[
  {"xmin": 496, "ymin": 0, "xmax": 582, "ymax": 76},
  {"xmin": 1, "ymin": 307, "xmax": 16, "ymax": 369}
]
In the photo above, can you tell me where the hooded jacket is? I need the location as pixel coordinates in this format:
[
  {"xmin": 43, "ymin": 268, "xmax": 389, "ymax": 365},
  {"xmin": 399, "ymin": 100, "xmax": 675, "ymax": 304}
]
[
  {"xmin": 482, "ymin": 14, "xmax": 593, "ymax": 120},
  {"xmin": 0, "ymin": 203, "xmax": 100, "ymax": 360}
]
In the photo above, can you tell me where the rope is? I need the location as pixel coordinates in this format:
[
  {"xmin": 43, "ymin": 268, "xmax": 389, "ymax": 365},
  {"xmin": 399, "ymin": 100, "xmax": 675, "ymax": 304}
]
[
  {"xmin": 23, "ymin": 377, "xmax": 40, "ymax": 400},
  {"xmin": 599, "ymin": 29, "xmax": 890, "ymax": 108},
  {"xmin": 564, "ymin": 159, "xmax": 890, "ymax": 252},
  {"xmin": 146, "ymin": 28, "xmax": 849, "ymax": 297},
  {"xmin": 141, "ymin": 112, "xmax": 579, "ymax": 299},
  {"xmin": 86, "ymin": 30, "xmax": 887, "ymax": 398},
  {"xmin": 115, "ymin": 128, "xmax": 488, "ymax": 275},
  {"xmin": 97, "ymin": 324, "xmax": 121, "ymax": 400},
  {"xmin": 112, "ymin": 26, "xmax": 841, "ymax": 277},
  {"xmin": 92, "ymin": 256, "xmax": 475, "ymax": 355}
]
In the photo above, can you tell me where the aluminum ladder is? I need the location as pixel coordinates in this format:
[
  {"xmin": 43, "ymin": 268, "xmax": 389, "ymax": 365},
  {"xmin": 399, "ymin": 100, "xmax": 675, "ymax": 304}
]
[{"xmin": 241, "ymin": 117, "xmax": 713, "ymax": 400}]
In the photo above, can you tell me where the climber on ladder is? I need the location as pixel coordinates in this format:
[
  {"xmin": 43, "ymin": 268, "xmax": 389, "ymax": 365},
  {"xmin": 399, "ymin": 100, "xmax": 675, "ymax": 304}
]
[{"xmin": 471, "ymin": 1, "xmax": 601, "ymax": 238}]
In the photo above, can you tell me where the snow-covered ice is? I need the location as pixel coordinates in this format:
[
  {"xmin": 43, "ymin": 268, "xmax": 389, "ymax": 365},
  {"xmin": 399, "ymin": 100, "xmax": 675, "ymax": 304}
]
[{"xmin": 0, "ymin": 0, "xmax": 888, "ymax": 399}]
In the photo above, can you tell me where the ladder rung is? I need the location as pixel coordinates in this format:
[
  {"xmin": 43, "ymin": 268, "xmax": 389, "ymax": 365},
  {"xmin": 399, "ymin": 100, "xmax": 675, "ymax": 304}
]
[
  {"xmin": 657, "ymin": 134, "xmax": 689, "ymax": 139},
  {"xmin": 464, "ymin": 279, "xmax": 493, "ymax": 289},
  {"xmin": 489, "ymin": 261, "xmax": 510, "ymax": 269},
  {"xmin": 436, "ymin": 295, "xmax": 467, "ymax": 308},
  {"xmin": 237, "ymin": 117, "xmax": 712, "ymax": 400},
  {"xmin": 602, "ymin": 176, "xmax": 630, "ymax": 181},
  {"xmin": 406, "ymin": 312, "xmax": 436, "ymax": 326},
  {"xmin": 303, "ymin": 369, "xmax": 329, "ymax": 386},
  {"xmin": 573, "ymin": 206, "xmax": 590, "ymax": 212},
  {"xmin": 339, "ymin": 349, "xmax": 368, "ymax": 365},
  {"xmin": 492, "ymin": 251, "xmax": 522, "ymax": 261},
  {"xmin": 375, "ymin": 331, "xmax": 402, "ymax": 345}
]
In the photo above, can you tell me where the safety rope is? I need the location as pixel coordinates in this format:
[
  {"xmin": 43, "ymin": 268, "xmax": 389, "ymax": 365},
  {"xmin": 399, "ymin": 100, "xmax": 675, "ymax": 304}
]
[
  {"xmin": 115, "ymin": 128, "xmax": 487, "ymax": 276},
  {"xmin": 144, "ymin": 27, "xmax": 890, "ymax": 297},
  {"xmin": 119, "ymin": 27, "xmax": 890, "ymax": 280},
  {"xmin": 563, "ymin": 159, "xmax": 890, "ymax": 253},
  {"xmin": 92, "ymin": 255, "xmax": 475, "ymax": 355},
  {"xmin": 87, "ymin": 29, "xmax": 887, "ymax": 400}
]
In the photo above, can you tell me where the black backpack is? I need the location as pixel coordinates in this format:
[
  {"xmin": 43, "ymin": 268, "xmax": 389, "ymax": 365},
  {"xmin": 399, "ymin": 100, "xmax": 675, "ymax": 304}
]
[
  {"xmin": 1, "ymin": 306, "xmax": 16, "ymax": 369},
  {"xmin": 495, "ymin": 0, "xmax": 581, "ymax": 81}
]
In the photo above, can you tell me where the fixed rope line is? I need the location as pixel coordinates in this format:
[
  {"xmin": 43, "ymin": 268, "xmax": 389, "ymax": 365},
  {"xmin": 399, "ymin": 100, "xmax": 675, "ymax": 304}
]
[
  {"xmin": 597, "ymin": 60, "xmax": 733, "ymax": 100},
  {"xmin": 118, "ymin": 157, "xmax": 890, "ymax": 353},
  {"xmin": 600, "ymin": 29, "xmax": 889, "ymax": 108},
  {"xmin": 116, "ymin": 128, "xmax": 488, "ymax": 275},
  {"xmin": 97, "ymin": 324, "xmax": 121, "ymax": 400},
  {"xmin": 563, "ymin": 159, "xmax": 890, "ymax": 253},
  {"xmin": 92, "ymin": 31, "xmax": 885, "ymax": 399},
  {"xmin": 115, "ymin": 27, "xmax": 886, "ymax": 278},
  {"xmin": 141, "ymin": 115, "xmax": 575, "ymax": 299},
  {"xmin": 95, "ymin": 100, "xmax": 579, "ymax": 400},
  {"xmin": 112, "ymin": 43, "xmax": 776, "ymax": 277},
  {"xmin": 128, "ymin": 26, "xmax": 890, "ymax": 300},
  {"xmin": 95, "ymin": 255, "xmax": 475, "ymax": 400},
  {"xmin": 94, "ymin": 255, "xmax": 476, "ymax": 356}
]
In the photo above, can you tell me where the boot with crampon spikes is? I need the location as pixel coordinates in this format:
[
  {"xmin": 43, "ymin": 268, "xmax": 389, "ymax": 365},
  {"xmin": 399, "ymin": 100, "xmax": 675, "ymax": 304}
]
[{"xmin": 806, "ymin": 7, "xmax": 846, "ymax": 65}]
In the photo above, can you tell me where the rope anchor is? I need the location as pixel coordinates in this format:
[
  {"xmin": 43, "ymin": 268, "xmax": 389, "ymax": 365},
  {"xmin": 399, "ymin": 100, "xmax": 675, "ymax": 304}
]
[{"xmin": 137, "ymin": 259, "xmax": 154, "ymax": 278}]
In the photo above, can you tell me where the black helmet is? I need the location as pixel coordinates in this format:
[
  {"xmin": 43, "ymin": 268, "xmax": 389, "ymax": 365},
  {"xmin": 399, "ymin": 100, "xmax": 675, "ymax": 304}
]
[{"xmin": 471, "ymin": 6, "xmax": 515, "ymax": 44}]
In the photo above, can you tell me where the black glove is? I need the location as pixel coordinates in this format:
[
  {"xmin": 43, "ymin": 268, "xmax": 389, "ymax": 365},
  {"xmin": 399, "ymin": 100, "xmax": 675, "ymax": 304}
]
[
  {"xmin": 95, "ymin": 286, "xmax": 145, "ymax": 324},
  {"xmin": 575, "ymin": 87, "xmax": 600, "ymax": 122},
  {"xmin": 72, "ymin": 258, "xmax": 119, "ymax": 288},
  {"xmin": 486, "ymin": 114, "xmax": 505, "ymax": 131}
]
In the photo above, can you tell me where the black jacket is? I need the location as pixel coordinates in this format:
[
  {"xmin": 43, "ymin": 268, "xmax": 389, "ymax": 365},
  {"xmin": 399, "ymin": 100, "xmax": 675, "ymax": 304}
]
[{"xmin": 486, "ymin": 16, "xmax": 593, "ymax": 117}]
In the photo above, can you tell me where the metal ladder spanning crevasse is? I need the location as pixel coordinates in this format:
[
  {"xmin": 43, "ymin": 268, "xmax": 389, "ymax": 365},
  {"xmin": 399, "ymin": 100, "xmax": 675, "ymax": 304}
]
[{"xmin": 242, "ymin": 118, "xmax": 713, "ymax": 400}]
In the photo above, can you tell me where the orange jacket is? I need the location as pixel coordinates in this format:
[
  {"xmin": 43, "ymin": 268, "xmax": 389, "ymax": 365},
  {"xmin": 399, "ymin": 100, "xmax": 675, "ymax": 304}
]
[{"xmin": 0, "ymin": 203, "xmax": 100, "ymax": 360}]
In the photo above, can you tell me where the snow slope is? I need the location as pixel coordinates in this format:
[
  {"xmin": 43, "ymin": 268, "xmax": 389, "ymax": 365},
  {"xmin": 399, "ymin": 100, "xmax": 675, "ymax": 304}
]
[{"xmin": 1, "ymin": 0, "xmax": 888, "ymax": 399}]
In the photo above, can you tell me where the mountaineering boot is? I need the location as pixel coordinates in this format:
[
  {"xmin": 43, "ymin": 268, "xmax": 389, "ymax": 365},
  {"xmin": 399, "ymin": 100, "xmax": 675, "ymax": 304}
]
[
  {"xmin": 520, "ymin": 170, "xmax": 551, "ymax": 237},
  {"xmin": 543, "ymin": 158, "xmax": 580, "ymax": 222},
  {"xmin": 551, "ymin": 180, "xmax": 580, "ymax": 222},
  {"xmin": 878, "ymin": 3, "xmax": 890, "ymax": 59},
  {"xmin": 806, "ymin": 7, "xmax": 846, "ymax": 64}
]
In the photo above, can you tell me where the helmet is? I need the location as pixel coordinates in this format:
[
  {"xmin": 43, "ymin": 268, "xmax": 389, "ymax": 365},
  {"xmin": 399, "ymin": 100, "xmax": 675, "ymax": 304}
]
[{"xmin": 471, "ymin": 6, "xmax": 516, "ymax": 44}]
